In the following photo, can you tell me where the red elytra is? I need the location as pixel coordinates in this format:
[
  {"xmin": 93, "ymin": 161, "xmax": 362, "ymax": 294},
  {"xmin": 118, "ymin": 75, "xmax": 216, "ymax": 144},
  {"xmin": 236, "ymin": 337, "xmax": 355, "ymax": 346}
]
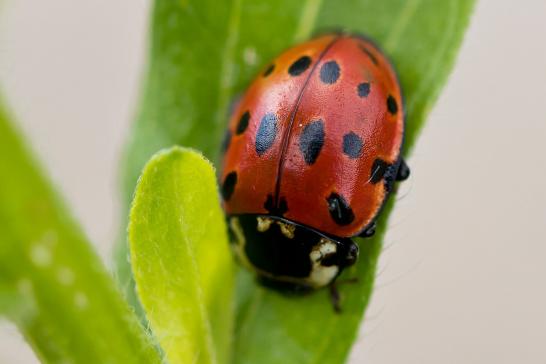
[{"xmin": 221, "ymin": 33, "xmax": 404, "ymax": 239}]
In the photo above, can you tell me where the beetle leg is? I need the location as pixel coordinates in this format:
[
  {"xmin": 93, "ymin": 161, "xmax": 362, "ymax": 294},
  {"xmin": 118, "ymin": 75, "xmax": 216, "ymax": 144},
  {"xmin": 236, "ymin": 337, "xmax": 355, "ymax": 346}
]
[
  {"xmin": 329, "ymin": 283, "xmax": 342, "ymax": 313},
  {"xmin": 329, "ymin": 277, "xmax": 359, "ymax": 313}
]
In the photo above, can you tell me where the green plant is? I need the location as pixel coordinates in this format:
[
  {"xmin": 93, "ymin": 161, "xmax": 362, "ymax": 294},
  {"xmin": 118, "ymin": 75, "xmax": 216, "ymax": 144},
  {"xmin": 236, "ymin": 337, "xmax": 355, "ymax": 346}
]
[
  {"xmin": 0, "ymin": 1, "xmax": 475, "ymax": 363},
  {"xmin": 0, "ymin": 100, "xmax": 161, "ymax": 364}
]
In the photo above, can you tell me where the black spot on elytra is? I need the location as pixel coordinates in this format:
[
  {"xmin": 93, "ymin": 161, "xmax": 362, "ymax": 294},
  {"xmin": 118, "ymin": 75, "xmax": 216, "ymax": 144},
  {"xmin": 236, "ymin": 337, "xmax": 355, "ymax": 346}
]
[
  {"xmin": 387, "ymin": 95, "xmax": 398, "ymax": 115},
  {"xmin": 299, "ymin": 120, "xmax": 325, "ymax": 165},
  {"xmin": 222, "ymin": 171, "xmax": 237, "ymax": 201},
  {"xmin": 288, "ymin": 56, "xmax": 312, "ymax": 76},
  {"xmin": 221, "ymin": 129, "xmax": 232, "ymax": 153},
  {"xmin": 264, "ymin": 194, "xmax": 288, "ymax": 216},
  {"xmin": 343, "ymin": 132, "xmax": 363, "ymax": 159},
  {"xmin": 359, "ymin": 45, "xmax": 378, "ymax": 65},
  {"xmin": 255, "ymin": 113, "xmax": 277, "ymax": 156},
  {"xmin": 383, "ymin": 163, "xmax": 398, "ymax": 193},
  {"xmin": 278, "ymin": 197, "xmax": 288, "ymax": 215},
  {"xmin": 370, "ymin": 158, "xmax": 390, "ymax": 184},
  {"xmin": 357, "ymin": 82, "xmax": 370, "ymax": 98},
  {"xmin": 263, "ymin": 63, "xmax": 275, "ymax": 77},
  {"xmin": 320, "ymin": 61, "xmax": 340, "ymax": 84},
  {"xmin": 236, "ymin": 111, "xmax": 250, "ymax": 135},
  {"xmin": 264, "ymin": 194, "xmax": 274, "ymax": 211},
  {"xmin": 396, "ymin": 159, "xmax": 411, "ymax": 181},
  {"xmin": 327, "ymin": 192, "xmax": 355, "ymax": 226}
]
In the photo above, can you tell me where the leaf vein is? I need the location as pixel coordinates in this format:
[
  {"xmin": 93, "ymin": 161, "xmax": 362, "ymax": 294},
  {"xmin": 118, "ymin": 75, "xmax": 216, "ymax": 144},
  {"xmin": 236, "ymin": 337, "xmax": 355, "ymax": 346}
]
[
  {"xmin": 216, "ymin": 0, "xmax": 244, "ymax": 131},
  {"xmin": 384, "ymin": 0, "xmax": 422, "ymax": 52},
  {"xmin": 294, "ymin": 0, "xmax": 324, "ymax": 42}
]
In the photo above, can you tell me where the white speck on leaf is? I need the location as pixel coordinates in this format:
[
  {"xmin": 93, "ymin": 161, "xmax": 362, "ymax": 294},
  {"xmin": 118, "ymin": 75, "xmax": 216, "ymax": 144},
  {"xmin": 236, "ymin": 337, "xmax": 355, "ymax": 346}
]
[
  {"xmin": 41, "ymin": 230, "xmax": 58, "ymax": 246},
  {"xmin": 57, "ymin": 267, "xmax": 75, "ymax": 285},
  {"xmin": 243, "ymin": 47, "xmax": 257, "ymax": 66},
  {"xmin": 74, "ymin": 292, "xmax": 88, "ymax": 309},
  {"xmin": 168, "ymin": 13, "xmax": 178, "ymax": 28},
  {"xmin": 30, "ymin": 244, "xmax": 52, "ymax": 267},
  {"xmin": 17, "ymin": 279, "xmax": 32, "ymax": 296}
]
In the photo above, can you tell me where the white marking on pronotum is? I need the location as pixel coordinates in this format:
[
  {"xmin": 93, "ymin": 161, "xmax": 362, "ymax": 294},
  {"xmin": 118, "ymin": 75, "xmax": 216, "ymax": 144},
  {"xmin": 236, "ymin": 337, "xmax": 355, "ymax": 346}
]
[
  {"xmin": 308, "ymin": 238, "xmax": 339, "ymax": 287},
  {"xmin": 278, "ymin": 221, "xmax": 296, "ymax": 239},
  {"xmin": 230, "ymin": 217, "xmax": 254, "ymax": 272},
  {"xmin": 256, "ymin": 217, "xmax": 273, "ymax": 232}
]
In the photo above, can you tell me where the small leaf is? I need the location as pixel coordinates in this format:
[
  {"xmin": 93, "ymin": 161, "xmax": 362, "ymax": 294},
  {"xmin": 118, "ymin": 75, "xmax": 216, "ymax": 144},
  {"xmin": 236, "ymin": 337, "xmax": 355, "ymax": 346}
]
[
  {"xmin": 129, "ymin": 147, "xmax": 235, "ymax": 364},
  {"xmin": 0, "ymin": 98, "xmax": 161, "ymax": 363}
]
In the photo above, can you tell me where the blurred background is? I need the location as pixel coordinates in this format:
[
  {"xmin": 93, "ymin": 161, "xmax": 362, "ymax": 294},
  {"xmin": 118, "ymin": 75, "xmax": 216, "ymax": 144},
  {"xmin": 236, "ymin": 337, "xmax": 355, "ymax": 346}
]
[{"xmin": 1, "ymin": 0, "xmax": 545, "ymax": 363}]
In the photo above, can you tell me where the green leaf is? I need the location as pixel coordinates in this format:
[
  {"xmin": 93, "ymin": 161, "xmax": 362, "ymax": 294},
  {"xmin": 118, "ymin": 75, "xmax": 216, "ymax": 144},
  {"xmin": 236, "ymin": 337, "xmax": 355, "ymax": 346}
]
[
  {"xmin": 317, "ymin": 0, "xmax": 476, "ymax": 153},
  {"xmin": 118, "ymin": 1, "xmax": 475, "ymax": 363},
  {"xmin": 128, "ymin": 147, "xmax": 234, "ymax": 364},
  {"xmin": 0, "ymin": 98, "xmax": 161, "ymax": 364}
]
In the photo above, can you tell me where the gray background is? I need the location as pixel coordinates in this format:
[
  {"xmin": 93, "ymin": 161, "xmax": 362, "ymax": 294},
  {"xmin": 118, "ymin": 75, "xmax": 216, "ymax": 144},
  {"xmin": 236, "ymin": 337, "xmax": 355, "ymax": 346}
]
[{"xmin": 1, "ymin": 0, "xmax": 545, "ymax": 363}]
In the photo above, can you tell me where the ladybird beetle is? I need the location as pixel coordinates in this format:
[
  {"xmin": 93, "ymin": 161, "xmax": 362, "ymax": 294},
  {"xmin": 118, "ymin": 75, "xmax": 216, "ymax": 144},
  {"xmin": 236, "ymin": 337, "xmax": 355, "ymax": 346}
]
[{"xmin": 220, "ymin": 33, "xmax": 409, "ymax": 297}]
